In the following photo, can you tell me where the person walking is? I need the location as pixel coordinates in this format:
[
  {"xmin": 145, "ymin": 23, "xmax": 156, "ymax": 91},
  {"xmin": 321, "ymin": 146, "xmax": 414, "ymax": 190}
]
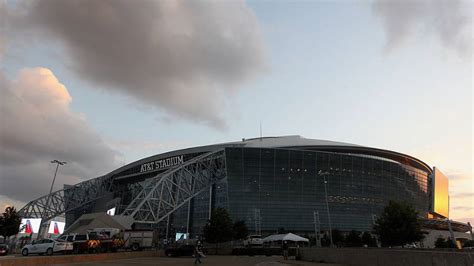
[
  {"xmin": 282, "ymin": 241, "xmax": 289, "ymax": 260},
  {"xmin": 194, "ymin": 241, "xmax": 204, "ymax": 264},
  {"xmin": 296, "ymin": 243, "xmax": 301, "ymax": 260}
]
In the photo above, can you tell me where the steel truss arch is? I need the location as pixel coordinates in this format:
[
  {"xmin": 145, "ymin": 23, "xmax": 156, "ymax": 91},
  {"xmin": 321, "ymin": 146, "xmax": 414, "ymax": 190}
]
[
  {"xmin": 18, "ymin": 175, "xmax": 115, "ymax": 221},
  {"xmin": 119, "ymin": 149, "xmax": 226, "ymax": 224}
]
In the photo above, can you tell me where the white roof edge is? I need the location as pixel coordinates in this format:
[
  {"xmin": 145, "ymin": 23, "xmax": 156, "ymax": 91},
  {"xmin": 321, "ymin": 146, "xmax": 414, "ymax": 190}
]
[
  {"xmin": 237, "ymin": 135, "xmax": 362, "ymax": 148},
  {"xmin": 108, "ymin": 135, "xmax": 363, "ymax": 176}
]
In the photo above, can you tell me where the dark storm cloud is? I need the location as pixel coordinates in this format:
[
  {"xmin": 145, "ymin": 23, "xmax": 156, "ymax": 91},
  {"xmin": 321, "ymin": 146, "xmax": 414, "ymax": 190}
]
[
  {"xmin": 373, "ymin": 0, "xmax": 472, "ymax": 57},
  {"xmin": 0, "ymin": 68, "xmax": 119, "ymax": 205},
  {"xmin": 10, "ymin": 0, "xmax": 266, "ymax": 128},
  {"xmin": 0, "ymin": 0, "xmax": 7, "ymax": 59}
]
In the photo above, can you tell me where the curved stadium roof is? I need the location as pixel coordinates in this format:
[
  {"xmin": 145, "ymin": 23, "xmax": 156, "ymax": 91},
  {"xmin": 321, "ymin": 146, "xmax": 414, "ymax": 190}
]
[{"xmin": 109, "ymin": 135, "xmax": 433, "ymax": 177}]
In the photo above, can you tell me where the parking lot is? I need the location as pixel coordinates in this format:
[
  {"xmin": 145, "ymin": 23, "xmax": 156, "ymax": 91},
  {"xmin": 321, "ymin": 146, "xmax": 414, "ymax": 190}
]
[
  {"xmin": 0, "ymin": 254, "xmax": 340, "ymax": 266},
  {"xmin": 52, "ymin": 255, "xmax": 337, "ymax": 266}
]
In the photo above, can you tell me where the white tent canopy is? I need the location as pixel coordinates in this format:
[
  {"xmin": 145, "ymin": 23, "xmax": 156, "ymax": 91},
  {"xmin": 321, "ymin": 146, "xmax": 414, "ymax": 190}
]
[{"xmin": 262, "ymin": 233, "xmax": 309, "ymax": 243}]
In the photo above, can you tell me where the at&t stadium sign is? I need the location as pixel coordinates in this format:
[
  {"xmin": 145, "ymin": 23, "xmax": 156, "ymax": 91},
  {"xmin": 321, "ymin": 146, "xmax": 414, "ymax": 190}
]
[{"xmin": 140, "ymin": 155, "xmax": 184, "ymax": 173}]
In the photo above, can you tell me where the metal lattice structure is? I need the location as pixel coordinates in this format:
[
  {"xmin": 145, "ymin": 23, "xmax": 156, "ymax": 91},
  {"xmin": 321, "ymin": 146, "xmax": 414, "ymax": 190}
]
[
  {"xmin": 18, "ymin": 175, "xmax": 115, "ymax": 221},
  {"xmin": 119, "ymin": 149, "xmax": 226, "ymax": 223},
  {"xmin": 19, "ymin": 149, "xmax": 226, "ymax": 227}
]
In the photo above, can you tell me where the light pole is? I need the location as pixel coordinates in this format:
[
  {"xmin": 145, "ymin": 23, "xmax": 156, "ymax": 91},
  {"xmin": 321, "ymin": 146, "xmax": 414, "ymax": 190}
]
[
  {"xmin": 39, "ymin": 160, "xmax": 66, "ymax": 239},
  {"xmin": 46, "ymin": 160, "xmax": 67, "ymax": 210},
  {"xmin": 318, "ymin": 170, "xmax": 333, "ymax": 247},
  {"xmin": 313, "ymin": 210, "xmax": 321, "ymax": 247},
  {"xmin": 372, "ymin": 214, "xmax": 380, "ymax": 247}
]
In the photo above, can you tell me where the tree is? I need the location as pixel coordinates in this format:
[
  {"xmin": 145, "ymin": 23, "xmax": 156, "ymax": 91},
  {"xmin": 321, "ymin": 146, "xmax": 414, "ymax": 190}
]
[
  {"xmin": 232, "ymin": 220, "xmax": 248, "ymax": 240},
  {"xmin": 361, "ymin": 231, "xmax": 377, "ymax": 247},
  {"xmin": 435, "ymin": 237, "xmax": 457, "ymax": 248},
  {"xmin": 445, "ymin": 238, "xmax": 457, "ymax": 248},
  {"xmin": 463, "ymin": 240, "xmax": 474, "ymax": 248},
  {"xmin": 277, "ymin": 227, "xmax": 286, "ymax": 234},
  {"xmin": 0, "ymin": 206, "xmax": 21, "ymax": 240},
  {"xmin": 434, "ymin": 236, "xmax": 448, "ymax": 248},
  {"xmin": 203, "ymin": 208, "xmax": 233, "ymax": 254},
  {"xmin": 345, "ymin": 230, "xmax": 362, "ymax": 247},
  {"xmin": 331, "ymin": 229, "xmax": 344, "ymax": 247},
  {"xmin": 321, "ymin": 232, "xmax": 330, "ymax": 247},
  {"xmin": 373, "ymin": 200, "xmax": 425, "ymax": 247}
]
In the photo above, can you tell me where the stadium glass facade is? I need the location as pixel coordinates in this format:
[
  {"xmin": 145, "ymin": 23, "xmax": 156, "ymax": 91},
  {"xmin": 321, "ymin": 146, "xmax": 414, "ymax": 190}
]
[
  {"xmin": 161, "ymin": 146, "xmax": 430, "ymax": 236},
  {"xmin": 224, "ymin": 147, "xmax": 429, "ymax": 233}
]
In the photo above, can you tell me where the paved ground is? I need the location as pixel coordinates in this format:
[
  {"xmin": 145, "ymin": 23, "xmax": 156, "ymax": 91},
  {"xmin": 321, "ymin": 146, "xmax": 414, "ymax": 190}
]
[{"xmin": 52, "ymin": 256, "xmax": 339, "ymax": 266}]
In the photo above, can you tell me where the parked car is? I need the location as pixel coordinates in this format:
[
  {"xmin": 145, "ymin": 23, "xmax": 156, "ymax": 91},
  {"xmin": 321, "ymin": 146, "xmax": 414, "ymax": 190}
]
[
  {"xmin": 402, "ymin": 243, "xmax": 418, "ymax": 248},
  {"xmin": 165, "ymin": 244, "xmax": 196, "ymax": 257},
  {"xmin": 0, "ymin": 244, "xmax": 9, "ymax": 256},
  {"xmin": 22, "ymin": 238, "xmax": 73, "ymax": 256},
  {"xmin": 243, "ymin": 235, "xmax": 263, "ymax": 247}
]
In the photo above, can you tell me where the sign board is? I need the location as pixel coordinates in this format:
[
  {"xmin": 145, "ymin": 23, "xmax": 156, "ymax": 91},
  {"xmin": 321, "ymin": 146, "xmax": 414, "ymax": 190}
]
[
  {"xmin": 106, "ymin": 207, "xmax": 116, "ymax": 216},
  {"xmin": 175, "ymin": 233, "xmax": 187, "ymax": 241},
  {"xmin": 139, "ymin": 155, "xmax": 184, "ymax": 173},
  {"xmin": 19, "ymin": 218, "xmax": 42, "ymax": 234},
  {"xmin": 433, "ymin": 167, "xmax": 449, "ymax": 218},
  {"xmin": 48, "ymin": 221, "xmax": 65, "ymax": 235}
]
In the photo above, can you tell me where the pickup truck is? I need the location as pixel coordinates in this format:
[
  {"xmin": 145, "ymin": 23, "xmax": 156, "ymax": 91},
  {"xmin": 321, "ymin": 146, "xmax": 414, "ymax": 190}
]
[{"xmin": 59, "ymin": 233, "xmax": 101, "ymax": 254}]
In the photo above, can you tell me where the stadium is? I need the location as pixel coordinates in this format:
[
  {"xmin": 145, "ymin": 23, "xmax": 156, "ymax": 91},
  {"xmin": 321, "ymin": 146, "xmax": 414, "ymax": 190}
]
[{"xmin": 19, "ymin": 135, "xmax": 470, "ymax": 243}]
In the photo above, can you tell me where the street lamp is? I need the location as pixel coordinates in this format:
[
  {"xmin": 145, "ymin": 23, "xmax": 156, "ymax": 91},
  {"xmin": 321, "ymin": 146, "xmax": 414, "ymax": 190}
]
[
  {"xmin": 318, "ymin": 170, "xmax": 333, "ymax": 247},
  {"xmin": 47, "ymin": 160, "xmax": 67, "ymax": 206},
  {"xmin": 39, "ymin": 160, "xmax": 66, "ymax": 239},
  {"xmin": 372, "ymin": 214, "xmax": 380, "ymax": 247},
  {"xmin": 313, "ymin": 210, "xmax": 321, "ymax": 247}
]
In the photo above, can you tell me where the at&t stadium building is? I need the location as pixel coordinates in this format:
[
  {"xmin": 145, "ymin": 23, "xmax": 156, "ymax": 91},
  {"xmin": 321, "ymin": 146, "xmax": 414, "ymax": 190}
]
[{"xmin": 19, "ymin": 136, "xmax": 471, "ymax": 244}]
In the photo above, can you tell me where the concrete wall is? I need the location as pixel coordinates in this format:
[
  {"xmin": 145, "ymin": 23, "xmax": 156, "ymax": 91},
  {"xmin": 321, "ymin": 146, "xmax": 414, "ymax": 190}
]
[
  {"xmin": 0, "ymin": 250, "xmax": 164, "ymax": 266},
  {"xmin": 300, "ymin": 248, "xmax": 474, "ymax": 266}
]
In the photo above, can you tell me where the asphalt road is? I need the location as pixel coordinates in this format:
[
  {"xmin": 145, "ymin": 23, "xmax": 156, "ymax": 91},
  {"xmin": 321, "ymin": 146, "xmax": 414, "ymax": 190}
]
[{"xmin": 52, "ymin": 255, "xmax": 339, "ymax": 266}]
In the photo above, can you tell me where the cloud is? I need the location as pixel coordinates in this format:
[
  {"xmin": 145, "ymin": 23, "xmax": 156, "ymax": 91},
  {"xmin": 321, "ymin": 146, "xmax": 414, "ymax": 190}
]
[
  {"xmin": 0, "ymin": 68, "xmax": 119, "ymax": 205},
  {"xmin": 105, "ymin": 138, "xmax": 191, "ymax": 165},
  {"xmin": 8, "ymin": 0, "xmax": 266, "ymax": 128},
  {"xmin": 373, "ymin": 0, "xmax": 472, "ymax": 57},
  {"xmin": 0, "ymin": 0, "xmax": 9, "ymax": 59},
  {"xmin": 456, "ymin": 217, "xmax": 474, "ymax": 224},
  {"xmin": 445, "ymin": 171, "xmax": 472, "ymax": 187},
  {"xmin": 446, "ymin": 171, "xmax": 471, "ymax": 181},
  {"xmin": 451, "ymin": 192, "xmax": 474, "ymax": 199},
  {"xmin": 0, "ymin": 195, "xmax": 26, "ymax": 212},
  {"xmin": 452, "ymin": 206, "xmax": 473, "ymax": 211},
  {"xmin": 447, "ymin": 172, "xmax": 473, "ymax": 222}
]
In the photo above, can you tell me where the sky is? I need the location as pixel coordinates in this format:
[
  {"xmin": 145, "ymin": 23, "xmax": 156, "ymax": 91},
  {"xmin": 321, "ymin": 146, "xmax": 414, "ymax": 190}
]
[{"xmin": 0, "ymin": 0, "xmax": 472, "ymax": 224}]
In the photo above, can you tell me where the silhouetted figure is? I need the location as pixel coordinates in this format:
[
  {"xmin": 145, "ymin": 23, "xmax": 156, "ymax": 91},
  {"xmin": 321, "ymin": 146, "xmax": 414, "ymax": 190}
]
[
  {"xmin": 282, "ymin": 241, "xmax": 289, "ymax": 260},
  {"xmin": 194, "ymin": 241, "xmax": 204, "ymax": 264}
]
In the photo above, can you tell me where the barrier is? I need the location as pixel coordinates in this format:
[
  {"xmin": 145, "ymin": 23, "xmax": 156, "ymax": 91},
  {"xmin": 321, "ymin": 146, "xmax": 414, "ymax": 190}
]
[
  {"xmin": 300, "ymin": 247, "xmax": 474, "ymax": 266},
  {"xmin": 0, "ymin": 250, "xmax": 164, "ymax": 266}
]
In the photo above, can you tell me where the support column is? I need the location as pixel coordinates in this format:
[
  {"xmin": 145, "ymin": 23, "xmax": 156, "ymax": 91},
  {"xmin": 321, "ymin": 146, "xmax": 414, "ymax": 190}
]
[
  {"xmin": 208, "ymin": 186, "xmax": 213, "ymax": 220},
  {"xmin": 186, "ymin": 200, "xmax": 191, "ymax": 236},
  {"xmin": 166, "ymin": 215, "xmax": 170, "ymax": 241}
]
